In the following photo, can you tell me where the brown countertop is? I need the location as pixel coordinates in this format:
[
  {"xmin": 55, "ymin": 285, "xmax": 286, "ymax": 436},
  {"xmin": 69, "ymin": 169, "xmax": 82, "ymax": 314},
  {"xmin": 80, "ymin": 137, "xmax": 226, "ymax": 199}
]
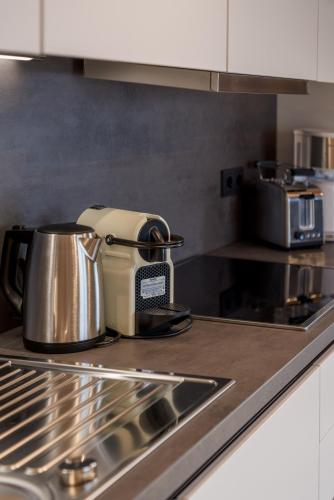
[
  {"xmin": 211, "ymin": 240, "xmax": 334, "ymax": 267},
  {"xmin": 1, "ymin": 241, "xmax": 334, "ymax": 500}
]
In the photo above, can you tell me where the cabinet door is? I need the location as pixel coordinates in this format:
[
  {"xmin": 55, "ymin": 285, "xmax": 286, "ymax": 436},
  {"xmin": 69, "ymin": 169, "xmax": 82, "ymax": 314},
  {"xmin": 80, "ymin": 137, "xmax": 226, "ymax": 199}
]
[
  {"xmin": 43, "ymin": 0, "xmax": 227, "ymax": 72},
  {"xmin": 183, "ymin": 368, "xmax": 319, "ymax": 500},
  {"xmin": 0, "ymin": 0, "xmax": 41, "ymax": 56},
  {"xmin": 320, "ymin": 424, "xmax": 334, "ymax": 500},
  {"xmin": 317, "ymin": 345, "xmax": 334, "ymax": 440},
  {"xmin": 228, "ymin": 0, "xmax": 318, "ymax": 79},
  {"xmin": 318, "ymin": 0, "xmax": 334, "ymax": 82}
]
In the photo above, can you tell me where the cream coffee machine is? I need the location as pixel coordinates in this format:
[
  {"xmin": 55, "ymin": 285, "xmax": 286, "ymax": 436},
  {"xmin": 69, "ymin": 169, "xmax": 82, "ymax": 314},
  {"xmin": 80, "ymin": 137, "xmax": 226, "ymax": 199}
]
[{"xmin": 78, "ymin": 206, "xmax": 191, "ymax": 338}]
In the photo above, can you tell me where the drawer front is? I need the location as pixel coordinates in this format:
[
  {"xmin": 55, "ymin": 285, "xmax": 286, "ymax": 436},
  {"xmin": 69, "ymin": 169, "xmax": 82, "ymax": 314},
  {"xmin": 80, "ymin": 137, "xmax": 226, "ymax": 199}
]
[
  {"xmin": 182, "ymin": 368, "xmax": 319, "ymax": 500},
  {"xmin": 320, "ymin": 424, "xmax": 334, "ymax": 500},
  {"xmin": 318, "ymin": 346, "xmax": 334, "ymax": 440}
]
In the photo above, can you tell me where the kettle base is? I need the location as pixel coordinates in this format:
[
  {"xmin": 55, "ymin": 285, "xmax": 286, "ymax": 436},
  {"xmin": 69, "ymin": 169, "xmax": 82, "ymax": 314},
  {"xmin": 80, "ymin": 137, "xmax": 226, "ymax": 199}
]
[{"xmin": 23, "ymin": 334, "xmax": 106, "ymax": 354}]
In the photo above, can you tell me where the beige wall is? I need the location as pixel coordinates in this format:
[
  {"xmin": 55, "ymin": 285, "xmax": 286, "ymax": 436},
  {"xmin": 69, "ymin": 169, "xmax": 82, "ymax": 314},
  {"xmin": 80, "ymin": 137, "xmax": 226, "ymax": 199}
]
[{"xmin": 277, "ymin": 82, "xmax": 334, "ymax": 163}]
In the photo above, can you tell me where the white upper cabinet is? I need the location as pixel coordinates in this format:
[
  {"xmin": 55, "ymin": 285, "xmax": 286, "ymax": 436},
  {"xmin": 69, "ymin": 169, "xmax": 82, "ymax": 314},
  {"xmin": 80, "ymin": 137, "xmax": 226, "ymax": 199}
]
[
  {"xmin": 318, "ymin": 0, "xmax": 334, "ymax": 82},
  {"xmin": 43, "ymin": 0, "xmax": 227, "ymax": 72},
  {"xmin": 43, "ymin": 1, "xmax": 321, "ymax": 80},
  {"xmin": 228, "ymin": 0, "xmax": 318, "ymax": 80},
  {"xmin": 0, "ymin": 0, "xmax": 41, "ymax": 56}
]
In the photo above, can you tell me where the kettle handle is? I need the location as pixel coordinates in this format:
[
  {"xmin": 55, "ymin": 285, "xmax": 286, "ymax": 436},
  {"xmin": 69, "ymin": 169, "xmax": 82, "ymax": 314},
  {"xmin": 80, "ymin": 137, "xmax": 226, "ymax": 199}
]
[
  {"xmin": 0, "ymin": 228, "xmax": 34, "ymax": 315},
  {"xmin": 79, "ymin": 235, "xmax": 102, "ymax": 262}
]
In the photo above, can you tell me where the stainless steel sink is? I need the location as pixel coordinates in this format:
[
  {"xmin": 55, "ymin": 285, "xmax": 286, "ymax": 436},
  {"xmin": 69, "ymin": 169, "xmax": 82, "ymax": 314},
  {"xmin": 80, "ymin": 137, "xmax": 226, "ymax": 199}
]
[{"xmin": 0, "ymin": 355, "xmax": 234, "ymax": 499}]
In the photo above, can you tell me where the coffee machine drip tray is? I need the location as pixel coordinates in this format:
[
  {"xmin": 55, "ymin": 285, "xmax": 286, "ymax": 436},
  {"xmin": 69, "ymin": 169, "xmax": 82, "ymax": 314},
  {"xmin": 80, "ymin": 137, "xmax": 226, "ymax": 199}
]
[{"xmin": 175, "ymin": 256, "xmax": 334, "ymax": 330}]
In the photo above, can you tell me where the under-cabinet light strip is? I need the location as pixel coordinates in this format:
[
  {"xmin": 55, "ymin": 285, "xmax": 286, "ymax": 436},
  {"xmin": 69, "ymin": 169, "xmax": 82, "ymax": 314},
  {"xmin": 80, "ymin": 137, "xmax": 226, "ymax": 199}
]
[{"xmin": 0, "ymin": 55, "xmax": 33, "ymax": 61}]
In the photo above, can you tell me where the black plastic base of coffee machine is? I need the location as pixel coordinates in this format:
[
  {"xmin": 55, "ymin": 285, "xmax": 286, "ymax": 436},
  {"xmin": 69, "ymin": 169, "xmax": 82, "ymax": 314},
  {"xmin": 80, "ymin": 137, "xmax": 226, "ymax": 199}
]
[
  {"xmin": 106, "ymin": 303, "xmax": 192, "ymax": 339},
  {"xmin": 133, "ymin": 303, "xmax": 192, "ymax": 339},
  {"xmin": 23, "ymin": 334, "xmax": 106, "ymax": 353}
]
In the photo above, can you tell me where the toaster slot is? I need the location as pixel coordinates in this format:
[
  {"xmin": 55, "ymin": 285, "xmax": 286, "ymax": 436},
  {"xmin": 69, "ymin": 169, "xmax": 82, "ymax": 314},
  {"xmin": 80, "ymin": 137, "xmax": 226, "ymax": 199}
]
[{"xmin": 299, "ymin": 195, "xmax": 315, "ymax": 231}]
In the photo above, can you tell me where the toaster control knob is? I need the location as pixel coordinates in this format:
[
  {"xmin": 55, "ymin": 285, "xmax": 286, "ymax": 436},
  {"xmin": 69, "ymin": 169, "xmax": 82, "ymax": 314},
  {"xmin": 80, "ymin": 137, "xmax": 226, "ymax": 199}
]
[
  {"xmin": 294, "ymin": 231, "xmax": 305, "ymax": 241},
  {"xmin": 59, "ymin": 456, "xmax": 97, "ymax": 486}
]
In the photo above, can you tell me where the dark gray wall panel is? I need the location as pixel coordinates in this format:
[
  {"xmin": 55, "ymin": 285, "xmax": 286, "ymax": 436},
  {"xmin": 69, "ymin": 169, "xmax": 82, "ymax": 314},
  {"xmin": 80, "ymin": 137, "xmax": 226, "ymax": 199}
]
[{"xmin": 0, "ymin": 58, "xmax": 276, "ymax": 260}]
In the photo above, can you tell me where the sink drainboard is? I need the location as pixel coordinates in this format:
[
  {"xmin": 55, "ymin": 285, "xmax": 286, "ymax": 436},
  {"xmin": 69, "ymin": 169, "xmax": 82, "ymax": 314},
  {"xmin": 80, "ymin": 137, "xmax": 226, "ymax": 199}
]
[{"xmin": 0, "ymin": 355, "xmax": 234, "ymax": 499}]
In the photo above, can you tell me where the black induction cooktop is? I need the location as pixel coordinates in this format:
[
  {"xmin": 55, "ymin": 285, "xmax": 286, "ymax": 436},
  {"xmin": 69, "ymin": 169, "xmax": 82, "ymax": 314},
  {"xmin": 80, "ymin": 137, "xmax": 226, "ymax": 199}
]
[{"xmin": 175, "ymin": 255, "xmax": 334, "ymax": 330}]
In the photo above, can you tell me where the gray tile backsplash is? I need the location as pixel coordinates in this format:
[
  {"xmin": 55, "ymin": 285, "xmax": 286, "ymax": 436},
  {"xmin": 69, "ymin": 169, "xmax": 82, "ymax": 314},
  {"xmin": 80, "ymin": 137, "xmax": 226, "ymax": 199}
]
[{"xmin": 0, "ymin": 57, "xmax": 276, "ymax": 261}]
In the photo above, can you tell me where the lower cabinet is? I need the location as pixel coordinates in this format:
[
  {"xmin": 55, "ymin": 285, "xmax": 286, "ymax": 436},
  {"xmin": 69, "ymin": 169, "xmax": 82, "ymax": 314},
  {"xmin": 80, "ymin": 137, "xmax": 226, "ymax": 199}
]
[
  {"xmin": 182, "ymin": 367, "xmax": 320, "ymax": 500},
  {"xmin": 316, "ymin": 345, "xmax": 334, "ymax": 500},
  {"xmin": 320, "ymin": 425, "xmax": 334, "ymax": 500},
  {"xmin": 317, "ymin": 345, "xmax": 334, "ymax": 440}
]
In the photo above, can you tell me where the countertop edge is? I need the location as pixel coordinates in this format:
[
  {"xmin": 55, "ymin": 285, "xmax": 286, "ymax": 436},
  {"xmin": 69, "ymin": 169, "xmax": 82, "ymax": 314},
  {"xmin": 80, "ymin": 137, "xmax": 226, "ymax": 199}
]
[{"xmin": 134, "ymin": 321, "xmax": 334, "ymax": 500}]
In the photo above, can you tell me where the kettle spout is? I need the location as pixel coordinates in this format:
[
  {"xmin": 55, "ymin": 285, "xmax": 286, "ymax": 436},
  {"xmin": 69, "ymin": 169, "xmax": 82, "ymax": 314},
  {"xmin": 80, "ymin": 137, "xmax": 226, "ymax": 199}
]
[{"xmin": 79, "ymin": 236, "xmax": 102, "ymax": 262}]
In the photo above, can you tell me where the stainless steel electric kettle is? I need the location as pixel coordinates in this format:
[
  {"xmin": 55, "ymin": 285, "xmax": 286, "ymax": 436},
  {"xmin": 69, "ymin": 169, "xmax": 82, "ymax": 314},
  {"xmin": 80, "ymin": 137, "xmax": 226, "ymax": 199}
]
[{"xmin": 0, "ymin": 223, "xmax": 105, "ymax": 353}]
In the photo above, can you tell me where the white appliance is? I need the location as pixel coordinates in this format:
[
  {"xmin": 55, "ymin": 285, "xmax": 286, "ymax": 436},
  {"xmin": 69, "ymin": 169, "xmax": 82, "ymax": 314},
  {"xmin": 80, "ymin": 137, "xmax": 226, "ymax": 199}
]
[
  {"xmin": 294, "ymin": 128, "xmax": 334, "ymax": 241},
  {"xmin": 294, "ymin": 128, "xmax": 334, "ymax": 170},
  {"xmin": 78, "ymin": 206, "xmax": 191, "ymax": 338},
  {"xmin": 310, "ymin": 174, "xmax": 334, "ymax": 242}
]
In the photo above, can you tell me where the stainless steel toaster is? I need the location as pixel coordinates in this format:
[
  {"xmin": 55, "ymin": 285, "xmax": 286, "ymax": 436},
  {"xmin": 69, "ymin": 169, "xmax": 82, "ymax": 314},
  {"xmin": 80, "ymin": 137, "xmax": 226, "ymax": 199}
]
[{"xmin": 253, "ymin": 162, "xmax": 324, "ymax": 249}]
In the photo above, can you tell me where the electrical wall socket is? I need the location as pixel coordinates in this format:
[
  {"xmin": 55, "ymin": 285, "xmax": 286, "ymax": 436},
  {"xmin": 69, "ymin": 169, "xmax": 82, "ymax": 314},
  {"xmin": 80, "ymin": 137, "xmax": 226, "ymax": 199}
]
[{"xmin": 221, "ymin": 167, "xmax": 244, "ymax": 197}]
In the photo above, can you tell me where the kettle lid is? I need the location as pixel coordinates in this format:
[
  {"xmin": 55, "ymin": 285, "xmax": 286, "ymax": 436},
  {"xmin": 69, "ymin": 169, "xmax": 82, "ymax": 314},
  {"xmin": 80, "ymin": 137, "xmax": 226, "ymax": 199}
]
[{"xmin": 38, "ymin": 223, "xmax": 94, "ymax": 235}]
